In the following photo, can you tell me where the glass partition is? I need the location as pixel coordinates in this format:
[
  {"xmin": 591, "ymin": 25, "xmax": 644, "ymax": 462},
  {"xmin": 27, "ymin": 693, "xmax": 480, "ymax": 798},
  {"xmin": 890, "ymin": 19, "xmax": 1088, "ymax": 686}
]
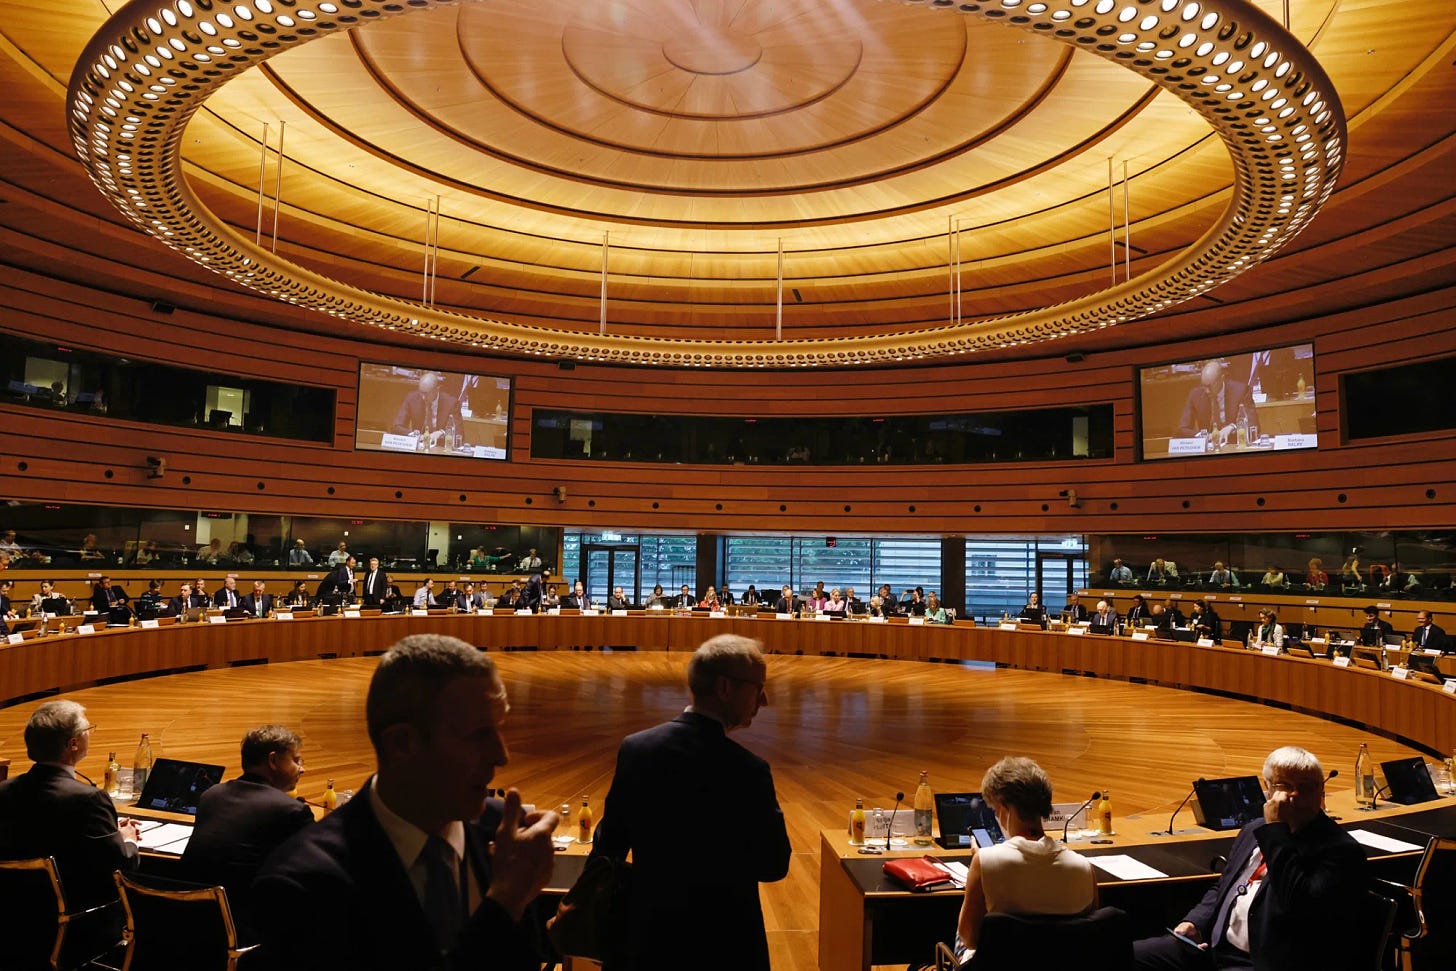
[
  {"xmin": 0, "ymin": 329, "xmax": 335, "ymax": 442},
  {"xmin": 532, "ymin": 404, "xmax": 1114, "ymax": 465}
]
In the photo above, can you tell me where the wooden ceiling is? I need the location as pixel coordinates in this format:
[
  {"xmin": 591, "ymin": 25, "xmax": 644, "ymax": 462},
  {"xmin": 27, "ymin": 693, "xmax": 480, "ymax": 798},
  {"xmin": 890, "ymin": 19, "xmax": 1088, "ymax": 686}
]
[{"xmin": 1, "ymin": 0, "xmax": 1453, "ymax": 365}]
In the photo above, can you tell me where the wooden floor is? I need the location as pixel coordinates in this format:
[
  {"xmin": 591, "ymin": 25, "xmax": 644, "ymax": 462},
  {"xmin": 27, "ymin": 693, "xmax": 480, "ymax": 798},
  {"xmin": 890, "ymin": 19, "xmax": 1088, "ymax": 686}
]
[{"xmin": 0, "ymin": 652, "xmax": 1426, "ymax": 971}]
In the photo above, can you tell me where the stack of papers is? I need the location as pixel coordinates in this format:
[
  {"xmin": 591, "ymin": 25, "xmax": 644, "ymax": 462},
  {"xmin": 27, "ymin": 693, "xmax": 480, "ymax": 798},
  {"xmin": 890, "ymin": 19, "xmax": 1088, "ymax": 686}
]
[{"xmin": 129, "ymin": 819, "xmax": 193, "ymax": 854}]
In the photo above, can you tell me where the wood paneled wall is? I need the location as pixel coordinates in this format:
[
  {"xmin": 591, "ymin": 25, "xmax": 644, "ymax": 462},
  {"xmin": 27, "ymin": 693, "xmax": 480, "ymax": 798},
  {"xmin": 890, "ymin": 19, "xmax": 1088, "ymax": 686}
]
[{"xmin": 1, "ymin": 264, "xmax": 1454, "ymax": 535}]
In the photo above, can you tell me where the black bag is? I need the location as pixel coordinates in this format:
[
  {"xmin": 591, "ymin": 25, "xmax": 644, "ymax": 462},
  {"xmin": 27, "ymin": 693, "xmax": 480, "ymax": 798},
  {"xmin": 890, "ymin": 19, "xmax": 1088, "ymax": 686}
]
[{"xmin": 547, "ymin": 855, "xmax": 632, "ymax": 967}]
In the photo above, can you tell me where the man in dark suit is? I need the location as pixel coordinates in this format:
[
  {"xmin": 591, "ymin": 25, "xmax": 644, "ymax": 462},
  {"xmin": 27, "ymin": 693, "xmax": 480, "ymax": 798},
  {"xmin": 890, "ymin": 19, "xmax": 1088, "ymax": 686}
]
[
  {"xmin": 252, "ymin": 635, "xmax": 558, "ymax": 971},
  {"xmin": 1063, "ymin": 592, "xmax": 1089, "ymax": 622},
  {"xmin": 1133, "ymin": 746, "xmax": 1366, "ymax": 971},
  {"xmin": 0, "ymin": 700, "xmax": 140, "ymax": 913},
  {"xmin": 167, "ymin": 582, "xmax": 205, "ymax": 615},
  {"xmin": 774, "ymin": 583, "xmax": 801, "ymax": 615},
  {"xmin": 1125, "ymin": 594, "xmax": 1149, "ymax": 626},
  {"xmin": 1177, "ymin": 359, "xmax": 1259, "ymax": 442},
  {"xmin": 587, "ymin": 635, "xmax": 791, "ymax": 971},
  {"xmin": 181, "ymin": 725, "xmax": 311, "ymax": 937},
  {"xmin": 360, "ymin": 556, "xmax": 390, "ymax": 607},
  {"xmin": 390, "ymin": 372, "xmax": 462, "ymax": 449},
  {"xmin": 1360, "ymin": 605, "xmax": 1393, "ymax": 643},
  {"xmin": 213, "ymin": 575, "xmax": 244, "ymax": 610},
  {"xmin": 88, "ymin": 575, "xmax": 130, "ymax": 618},
  {"xmin": 1412, "ymin": 610, "xmax": 1449, "ymax": 653},
  {"xmin": 331, "ymin": 555, "xmax": 357, "ymax": 600},
  {"xmin": 241, "ymin": 580, "xmax": 273, "ymax": 619}
]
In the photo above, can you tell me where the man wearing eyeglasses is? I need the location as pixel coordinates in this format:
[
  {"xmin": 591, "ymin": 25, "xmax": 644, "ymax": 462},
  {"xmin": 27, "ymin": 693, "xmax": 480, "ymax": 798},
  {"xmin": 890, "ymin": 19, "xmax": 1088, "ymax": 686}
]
[
  {"xmin": 1132, "ymin": 745, "xmax": 1366, "ymax": 970},
  {"xmin": 0, "ymin": 700, "xmax": 139, "ymax": 918},
  {"xmin": 580, "ymin": 635, "xmax": 791, "ymax": 971}
]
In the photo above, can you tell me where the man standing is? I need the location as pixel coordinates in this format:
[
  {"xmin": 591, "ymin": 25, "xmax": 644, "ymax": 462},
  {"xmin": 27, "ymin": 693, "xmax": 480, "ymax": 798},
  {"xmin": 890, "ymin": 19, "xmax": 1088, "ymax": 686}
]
[
  {"xmin": 0, "ymin": 700, "xmax": 140, "ymax": 913},
  {"xmin": 588, "ymin": 635, "xmax": 791, "ymax": 970},
  {"xmin": 252, "ymin": 635, "xmax": 558, "ymax": 970},
  {"xmin": 182, "ymin": 726, "xmax": 312, "ymax": 935},
  {"xmin": 1133, "ymin": 746, "xmax": 1366, "ymax": 971},
  {"xmin": 361, "ymin": 556, "xmax": 390, "ymax": 607},
  {"xmin": 331, "ymin": 555, "xmax": 357, "ymax": 600}
]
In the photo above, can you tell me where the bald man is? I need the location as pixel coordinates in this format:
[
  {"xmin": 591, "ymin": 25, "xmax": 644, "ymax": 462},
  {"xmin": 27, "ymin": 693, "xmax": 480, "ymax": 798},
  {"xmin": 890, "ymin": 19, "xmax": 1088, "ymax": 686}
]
[
  {"xmin": 391, "ymin": 371, "xmax": 461, "ymax": 447},
  {"xmin": 1177, "ymin": 359, "xmax": 1258, "ymax": 444}
]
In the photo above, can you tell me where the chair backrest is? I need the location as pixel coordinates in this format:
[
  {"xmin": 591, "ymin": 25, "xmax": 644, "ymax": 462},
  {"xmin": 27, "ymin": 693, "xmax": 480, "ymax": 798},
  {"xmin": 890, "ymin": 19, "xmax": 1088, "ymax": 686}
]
[
  {"xmin": 0, "ymin": 857, "xmax": 65, "ymax": 970},
  {"xmin": 113, "ymin": 871, "xmax": 248, "ymax": 971},
  {"xmin": 1357, "ymin": 889, "xmax": 1399, "ymax": 971},
  {"xmin": 968, "ymin": 906, "xmax": 1132, "ymax": 971}
]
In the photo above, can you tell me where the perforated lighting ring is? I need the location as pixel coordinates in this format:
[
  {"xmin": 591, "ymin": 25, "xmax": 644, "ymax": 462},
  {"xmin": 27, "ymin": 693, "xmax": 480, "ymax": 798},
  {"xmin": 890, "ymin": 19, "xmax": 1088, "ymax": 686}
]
[{"xmin": 67, "ymin": 0, "xmax": 1344, "ymax": 369}]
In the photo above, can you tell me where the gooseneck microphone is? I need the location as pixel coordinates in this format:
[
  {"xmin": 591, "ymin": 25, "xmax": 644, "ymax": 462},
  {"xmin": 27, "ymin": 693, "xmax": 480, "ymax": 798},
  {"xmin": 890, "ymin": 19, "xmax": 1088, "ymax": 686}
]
[
  {"xmin": 1063, "ymin": 791, "xmax": 1101, "ymax": 844},
  {"xmin": 1155, "ymin": 779, "xmax": 1204, "ymax": 836},
  {"xmin": 885, "ymin": 791, "xmax": 905, "ymax": 851}
]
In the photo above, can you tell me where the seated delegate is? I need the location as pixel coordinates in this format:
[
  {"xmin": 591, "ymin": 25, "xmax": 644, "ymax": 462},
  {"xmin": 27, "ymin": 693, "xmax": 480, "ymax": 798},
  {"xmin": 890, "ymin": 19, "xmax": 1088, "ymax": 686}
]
[
  {"xmin": 953, "ymin": 756, "xmax": 1097, "ymax": 964},
  {"xmin": 926, "ymin": 592, "xmax": 950, "ymax": 625},
  {"xmin": 1249, "ymin": 610, "xmax": 1285, "ymax": 650},
  {"xmin": 1018, "ymin": 593, "xmax": 1045, "ymax": 626}
]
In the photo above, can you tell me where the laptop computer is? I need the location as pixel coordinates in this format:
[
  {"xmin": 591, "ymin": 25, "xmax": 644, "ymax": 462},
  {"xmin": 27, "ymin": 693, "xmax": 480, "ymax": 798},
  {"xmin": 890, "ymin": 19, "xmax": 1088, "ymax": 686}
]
[
  {"xmin": 40, "ymin": 597, "xmax": 73, "ymax": 616},
  {"xmin": 133, "ymin": 757, "xmax": 225, "ymax": 815},
  {"xmin": 933, "ymin": 792, "xmax": 1005, "ymax": 850},
  {"xmin": 1192, "ymin": 776, "xmax": 1266, "ymax": 831},
  {"xmin": 1380, "ymin": 757, "xmax": 1440, "ymax": 805}
]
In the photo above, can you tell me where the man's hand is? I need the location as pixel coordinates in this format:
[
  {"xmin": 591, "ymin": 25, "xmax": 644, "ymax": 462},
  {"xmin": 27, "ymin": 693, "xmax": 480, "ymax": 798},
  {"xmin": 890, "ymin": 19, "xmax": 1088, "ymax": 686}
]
[
  {"xmin": 1173, "ymin": 921, "xmax": 1206, "ymax": 949},
  {"xmin": 1264, "ymin": 788, "xmax": 1292, "ymax": 825},
  {"xmin": 486, "ymin": 788, "xmax": 560, "ymax": 922},
  {"xmin": 118, "ymin": 817, "xmax": 141, "ymax": 843}
]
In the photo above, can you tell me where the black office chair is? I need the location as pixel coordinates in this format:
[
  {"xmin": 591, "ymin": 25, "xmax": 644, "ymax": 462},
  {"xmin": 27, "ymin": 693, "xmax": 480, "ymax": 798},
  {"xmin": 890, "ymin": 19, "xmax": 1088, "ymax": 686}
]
[
  {"xmin": 1356, "ymin": 887, "xmax": 1399, "ymax": 971},
  {"xmin": 0, "ymin": 856, "xmax": 122, "ymax": 971},
  {"xmin": 1374, "ymin": 837, "xmax": 1454, "ymax": 971},
  {"xmin": 930, "ymin": 906, "xmax": 1132, "ymax": 970},
  {"xmin": 113, "ymin": 871, "xmax": 257, "ymax": 971}
]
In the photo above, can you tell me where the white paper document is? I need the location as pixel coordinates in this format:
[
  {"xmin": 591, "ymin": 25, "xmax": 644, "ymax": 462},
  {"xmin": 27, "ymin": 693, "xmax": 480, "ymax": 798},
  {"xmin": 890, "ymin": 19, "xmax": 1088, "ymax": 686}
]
[
  {"xmin": 1345, "ymin": 829, "xmax": 1423, "ymax": 854},
  {"xmin": 131, "ymin": 821, "xmax": 194, "ymax": 853},
  {"xmin": 1088, "ymin": 854, "xmax": 1168, "ymax": 881}
]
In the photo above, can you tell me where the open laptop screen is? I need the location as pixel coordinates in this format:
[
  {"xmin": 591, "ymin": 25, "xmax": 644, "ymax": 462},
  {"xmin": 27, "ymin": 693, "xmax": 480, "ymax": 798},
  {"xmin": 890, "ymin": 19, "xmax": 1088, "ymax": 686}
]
[
  {"xmin": 1380, "ymin": 758, "xmax": 1440, "ymax": 805},
  {"xmin": 134, "ymin": 757, "xmax": 225, "ymax": 815},
  {"xmin": 933, "ymin": 792, "xmax": 1005, "ymax": 850},
  {"xmin": 1193, "ymin": 776, "xmax": 1266, "ymax": 831}
]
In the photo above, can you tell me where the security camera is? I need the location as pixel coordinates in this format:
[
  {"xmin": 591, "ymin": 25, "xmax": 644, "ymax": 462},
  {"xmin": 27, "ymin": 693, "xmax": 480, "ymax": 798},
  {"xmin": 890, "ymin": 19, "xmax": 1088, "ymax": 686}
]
[
  {"xmin": 145, "ymin": 456, "xmax": 167, "ymax": 479},
  {"xmin": 1059, "ymin": 489, "xmax": 1081, "ymax": 508},
  {"xmin": 553, "ymin": 485, "xmax": 567, "ymax": 502}
]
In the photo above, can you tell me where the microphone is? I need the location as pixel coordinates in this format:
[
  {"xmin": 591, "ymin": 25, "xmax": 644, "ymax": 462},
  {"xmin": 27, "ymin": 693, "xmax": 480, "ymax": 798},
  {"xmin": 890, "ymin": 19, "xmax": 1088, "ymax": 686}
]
[
  {"xmin": 1063, "ymin": 791, "xmax": 1101, "ymax": 844},
  {"xmin": 884, "ymin": 791, "xmax": 905, "ymax": 851},
  {"xmin": 1325, "ymin": 769, "xmax": 1339, "ymax": 782},
  {"xmin": 1154, "ymin": 779, "xmax": 1204, "ymax": 837}
]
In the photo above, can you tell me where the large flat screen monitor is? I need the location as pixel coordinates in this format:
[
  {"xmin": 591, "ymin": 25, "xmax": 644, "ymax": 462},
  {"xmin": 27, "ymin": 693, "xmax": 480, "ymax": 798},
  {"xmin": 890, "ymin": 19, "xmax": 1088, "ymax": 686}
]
[
  {"xmin": 1138, "ymin": 343, "xmax": 1316, "ymax": 461},
  {"xmin": 355, "ymin": 364, "xmax": 510, "ymax": 460}
]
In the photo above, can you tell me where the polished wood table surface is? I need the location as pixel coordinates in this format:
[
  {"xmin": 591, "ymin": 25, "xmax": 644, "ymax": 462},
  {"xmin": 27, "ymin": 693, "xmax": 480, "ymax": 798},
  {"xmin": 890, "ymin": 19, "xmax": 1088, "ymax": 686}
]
[{"xmin": 4, "ymin": 614, "xmax": 1453, "ymax": 755}]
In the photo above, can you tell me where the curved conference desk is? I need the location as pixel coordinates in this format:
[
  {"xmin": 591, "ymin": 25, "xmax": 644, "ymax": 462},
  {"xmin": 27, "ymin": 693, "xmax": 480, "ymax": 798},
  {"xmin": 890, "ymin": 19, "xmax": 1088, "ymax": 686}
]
[
  {"xmin": 3, "ymin": 612, "xmax": 1453, "ymax": 754},
  {"xmin": 5, "ymin": 612, "xmax": 1454, "ymax": 971}
]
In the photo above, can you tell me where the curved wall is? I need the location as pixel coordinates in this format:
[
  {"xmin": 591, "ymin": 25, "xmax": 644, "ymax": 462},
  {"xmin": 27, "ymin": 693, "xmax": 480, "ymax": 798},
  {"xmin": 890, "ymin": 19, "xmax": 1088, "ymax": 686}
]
[{"xmin": 2, "ymin": 264, "xmax": 1453, "ymax": 535}]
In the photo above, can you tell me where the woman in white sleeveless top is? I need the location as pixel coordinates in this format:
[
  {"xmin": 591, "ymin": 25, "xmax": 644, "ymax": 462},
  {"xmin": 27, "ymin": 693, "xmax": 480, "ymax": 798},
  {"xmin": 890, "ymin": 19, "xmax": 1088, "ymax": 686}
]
[{"xmin": 954, "ymin": 757, "xmax": 1098, "ymax": 963}]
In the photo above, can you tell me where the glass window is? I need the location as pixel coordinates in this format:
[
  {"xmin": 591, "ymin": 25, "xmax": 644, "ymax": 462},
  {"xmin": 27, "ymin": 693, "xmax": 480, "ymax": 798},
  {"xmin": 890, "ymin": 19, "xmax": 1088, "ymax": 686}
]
[{"xmin": 964, "ymin": 536, "xmax": 1088, "ymax": 623}]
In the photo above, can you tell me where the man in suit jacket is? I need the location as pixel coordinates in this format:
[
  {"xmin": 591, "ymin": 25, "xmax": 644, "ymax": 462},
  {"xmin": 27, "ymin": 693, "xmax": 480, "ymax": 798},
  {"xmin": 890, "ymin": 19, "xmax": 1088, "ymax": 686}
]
[
  {"xmin": 0, "ymin": 700, "xmax": 140, "ymax": 912},
  {"xmin": 181, "ymin": 725, "xmax": 311, "ymax": 937},
  {"xmin": 331, "ymin": 555, "xmax": 357, "ymax": 600},
  {"xmin": 1125, "ymin": 594, "xmax": 1149, "ymax": 626},
  {"xmin": 213, "ymin": 575, "xmax": 244, "ymax": 610},
  {"xmin": 774, "ymin": 583, "xmax": 801, "ymax": 615},
  {"xmin": 1133, "ymin": 746, "xmax": 1367, "ymax": 971},
  {"xmin": 390, "ymin": 372, "xmax": 461, "ymax": 448},
  {"xmin": 252, "ymin": 635, "xmax": 558, "ymax": 971},
  {"xmin": 167, "ymin": 582, "xmax": 204, "ymax": 615},
  {"xmin": 1177, "ymin": 359, "xmax": 1259, "ymax": 442},
  {"xmin": 587, "ymin": 635, "xmax": 791, "ymax": 971},
  {"xmin": 1412, "ymin": 610, "xmax": 1449, "ymax": 653},
  {"xmin": 89, "ymin": 575, "xmax": 130, "ymax": 614},
  {"xmin": 360, "ymin": 556, "xmax": 390, "ymax": 607},
  {"xmin": 241, "ymin": 580, "xmax": 273, "ymax": 619}
]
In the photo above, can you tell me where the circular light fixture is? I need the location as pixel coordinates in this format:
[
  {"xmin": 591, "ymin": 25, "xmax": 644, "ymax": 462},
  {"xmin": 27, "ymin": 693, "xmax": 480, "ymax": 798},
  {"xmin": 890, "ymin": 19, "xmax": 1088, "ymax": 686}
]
[{"xmin": 67, "ymin": 0, "xmax": 1344, "ymax": 368}]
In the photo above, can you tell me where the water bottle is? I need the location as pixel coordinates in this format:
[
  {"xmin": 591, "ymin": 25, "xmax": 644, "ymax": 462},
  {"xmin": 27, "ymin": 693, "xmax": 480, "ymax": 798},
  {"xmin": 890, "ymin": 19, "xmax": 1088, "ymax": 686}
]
[
  {"xmin": 133, "ymin": 733, "xmax": 153, "ymax": 794},
  {"xmin": 912, "ymin": 771, "xmax": 934, "ymax": 846},
  {"xmin": 1355, "ymin": 743, "xmax": 1375, "ymax": 807}
]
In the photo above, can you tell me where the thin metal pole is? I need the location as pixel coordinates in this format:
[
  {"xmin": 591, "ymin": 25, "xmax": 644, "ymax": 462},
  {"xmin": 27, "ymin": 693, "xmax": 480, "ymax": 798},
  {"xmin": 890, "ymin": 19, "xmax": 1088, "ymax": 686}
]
[
  {"xmin": 1282, "ymin": 0, "xmax": 1289, "ymax": 29},
  {"xmin": 954, "ymin": 218, "xmax": 963, "ymax": 326},
  {"xmin": 1122, "ymin": 161, "xmax": 1132, "ymax": 283},
  {"xmin": 255, "ymin": 123, "xmax": 269, "ymax": 245},
  {"xmin": 775, "ymin": 238, "xmax": 783, "ymax": 341},
  {"xmin": 1107, "ymin": 157, "xmax": 1116, "ymax": 286},
  {"xmin": 600, "ymin": 232, "xmax": 609, "ymax": 335},
  {"xmin": 425, "ymin": 195, "xmax": 436, "ymax": 305},
  {"xmin": 270, "ymin": 121, "xmax": 285, "ymax": 254},
  {"xmin": 422, "ymin": 198, "xmax": 433, "ymax": 305},
  {"xmin": 948, "ymin": 215, "xmax": 955, "ymax": 324}
]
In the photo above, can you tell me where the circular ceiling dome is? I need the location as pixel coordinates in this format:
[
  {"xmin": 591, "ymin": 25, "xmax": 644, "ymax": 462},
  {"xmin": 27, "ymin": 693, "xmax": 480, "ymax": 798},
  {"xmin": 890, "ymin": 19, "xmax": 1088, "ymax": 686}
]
[{"xmin": 67, "ymin": 0, "xmax": 1345, "ymax": 367}]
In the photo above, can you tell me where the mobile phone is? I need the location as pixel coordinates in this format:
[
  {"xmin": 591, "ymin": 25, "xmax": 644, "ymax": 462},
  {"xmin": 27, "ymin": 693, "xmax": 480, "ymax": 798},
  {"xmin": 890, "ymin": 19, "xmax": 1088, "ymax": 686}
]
[{"xmin": 1167, "ymin": 928, "xmax": 1202, "ymax": 950}]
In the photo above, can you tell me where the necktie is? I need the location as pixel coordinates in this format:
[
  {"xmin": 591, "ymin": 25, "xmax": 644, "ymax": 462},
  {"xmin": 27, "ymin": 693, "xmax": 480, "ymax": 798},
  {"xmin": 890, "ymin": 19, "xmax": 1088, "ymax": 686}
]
[
  {"xmin": 1421, "ymin": 626, "xmax": 1428, "ymax": 647},
  {"xmin": 420, "ymin": 834, "xmax": 462, "ymax": 953}
]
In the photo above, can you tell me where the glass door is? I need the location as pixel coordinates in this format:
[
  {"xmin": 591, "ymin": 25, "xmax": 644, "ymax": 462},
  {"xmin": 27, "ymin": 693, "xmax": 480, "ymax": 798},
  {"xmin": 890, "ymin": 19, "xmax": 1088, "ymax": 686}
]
[
  {"xmin": 1035, "ymin": 552, "xmax": 1078, "ymax": 617},
  {"xmin": 582, "ymin": 543, "xmax": 641, "ymax": 605}
]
